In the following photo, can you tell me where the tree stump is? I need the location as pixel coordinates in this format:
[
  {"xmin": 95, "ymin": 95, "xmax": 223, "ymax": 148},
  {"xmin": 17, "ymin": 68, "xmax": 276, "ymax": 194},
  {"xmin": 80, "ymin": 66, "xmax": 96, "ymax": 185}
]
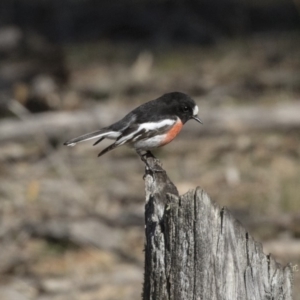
[{"xmin": 143, "ymin": 156, "xmax": 293, "ymax": 300}]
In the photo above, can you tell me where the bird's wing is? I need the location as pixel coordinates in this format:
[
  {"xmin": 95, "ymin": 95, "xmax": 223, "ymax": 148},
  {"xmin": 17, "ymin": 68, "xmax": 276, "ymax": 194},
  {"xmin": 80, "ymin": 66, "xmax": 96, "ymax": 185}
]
[
  {"xmin": 97, "ymin": 118, "xmax": 176, "ymax": 157},
  {"xmin": 120, "ymin": 118, "xmax": 177, "ymax": 143},
  {"xmin": 92, "ymin": 113, "xmax": 138, "ymax": 146},
  {"xmin": 64, "ymin": 111, "xmax": 138, "ymax": 147}
]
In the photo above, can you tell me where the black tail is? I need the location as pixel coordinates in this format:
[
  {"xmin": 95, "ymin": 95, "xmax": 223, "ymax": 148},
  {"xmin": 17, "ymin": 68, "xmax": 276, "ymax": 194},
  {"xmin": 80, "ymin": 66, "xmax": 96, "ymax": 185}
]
[
  {"xmin": 93, "ymin": 137, "xmax": 105, "ymax": 146},
  {"xmin": 97, "ymin": 142, "xmax": 119, "ymax": 157},
  {"xmin": 64, "ymin": 129, "xmax": 114, "ymax": 146}
]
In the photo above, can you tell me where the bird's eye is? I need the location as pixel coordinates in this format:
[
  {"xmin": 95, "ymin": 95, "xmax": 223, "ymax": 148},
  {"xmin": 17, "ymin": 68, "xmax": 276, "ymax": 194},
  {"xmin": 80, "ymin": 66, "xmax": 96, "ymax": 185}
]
[{"xmin": 182, "ymin": 106, "xmax": 189, "ymax": 112}]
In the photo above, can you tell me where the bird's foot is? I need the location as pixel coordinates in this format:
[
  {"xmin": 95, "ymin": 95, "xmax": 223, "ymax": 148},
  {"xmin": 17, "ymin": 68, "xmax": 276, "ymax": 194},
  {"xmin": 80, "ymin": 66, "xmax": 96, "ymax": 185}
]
[{"xmin": 136, "ymin": 150, "xmax": 165, "ymax": 175}]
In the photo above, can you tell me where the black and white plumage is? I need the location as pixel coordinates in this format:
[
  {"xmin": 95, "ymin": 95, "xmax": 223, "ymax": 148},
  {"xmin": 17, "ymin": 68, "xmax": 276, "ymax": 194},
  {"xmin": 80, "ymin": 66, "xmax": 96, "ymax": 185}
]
[{"xmin": 64, "ymin": 92, "xmax": 202, "ymax": 160}]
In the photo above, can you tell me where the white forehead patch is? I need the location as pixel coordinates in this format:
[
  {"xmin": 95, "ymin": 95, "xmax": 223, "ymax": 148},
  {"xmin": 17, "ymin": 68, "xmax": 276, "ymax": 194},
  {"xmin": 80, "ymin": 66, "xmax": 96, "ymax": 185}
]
[{"xmin": 193, "ymin": 105, "xmax": 199, "ymax": 116}]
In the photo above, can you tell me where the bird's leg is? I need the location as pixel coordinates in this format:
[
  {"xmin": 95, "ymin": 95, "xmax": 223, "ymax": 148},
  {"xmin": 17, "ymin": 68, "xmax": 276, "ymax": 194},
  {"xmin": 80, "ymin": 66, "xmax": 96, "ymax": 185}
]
[
  {"xmin": 136, "ymin": 150, "xmax": 164, "ymax": 173},
  {"xmin": 136, "ymin": 149, "xmax": 153, "ymax": 167}
]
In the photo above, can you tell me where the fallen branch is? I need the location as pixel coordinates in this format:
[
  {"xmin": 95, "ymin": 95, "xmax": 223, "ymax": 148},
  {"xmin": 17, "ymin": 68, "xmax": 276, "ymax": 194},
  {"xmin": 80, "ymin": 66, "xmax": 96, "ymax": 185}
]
[{"xmin": 1, "ymin": 102, "xmax": 300, "ymax": 143}]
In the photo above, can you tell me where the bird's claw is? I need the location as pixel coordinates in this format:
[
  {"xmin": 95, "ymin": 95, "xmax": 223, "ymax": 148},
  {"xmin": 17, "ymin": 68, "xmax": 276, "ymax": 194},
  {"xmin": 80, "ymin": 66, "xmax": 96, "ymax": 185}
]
[{"xmin": 137, "ymin": 150, "xmax": 165, "ymax": 178}]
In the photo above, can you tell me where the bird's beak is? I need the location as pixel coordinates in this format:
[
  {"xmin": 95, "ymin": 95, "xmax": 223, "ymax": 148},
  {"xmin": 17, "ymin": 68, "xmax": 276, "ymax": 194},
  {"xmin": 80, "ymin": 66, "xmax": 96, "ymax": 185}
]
[{"xmin": 192, "ymin": 115, "xmax": 203, "ymax": 124}]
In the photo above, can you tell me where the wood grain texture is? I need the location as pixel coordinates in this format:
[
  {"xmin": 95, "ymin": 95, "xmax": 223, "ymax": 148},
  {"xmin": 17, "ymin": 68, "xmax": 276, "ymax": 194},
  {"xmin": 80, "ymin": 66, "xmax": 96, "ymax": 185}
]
[{"xmin": 143, "ymin": 157, "xmax": 293, "ymax": 300}]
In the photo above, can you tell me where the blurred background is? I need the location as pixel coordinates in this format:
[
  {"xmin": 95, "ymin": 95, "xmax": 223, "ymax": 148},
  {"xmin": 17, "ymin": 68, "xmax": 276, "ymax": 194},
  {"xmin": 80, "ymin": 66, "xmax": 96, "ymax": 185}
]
[{"xmin": 0, "ymin": 0, "xmax": 300, "ymax": 299}]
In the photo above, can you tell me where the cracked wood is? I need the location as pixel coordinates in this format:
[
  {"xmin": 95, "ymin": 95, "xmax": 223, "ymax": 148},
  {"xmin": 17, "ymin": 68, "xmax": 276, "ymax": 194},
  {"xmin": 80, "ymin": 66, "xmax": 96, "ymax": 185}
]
[{"xmin": 142, "ymin": 156, "xmax": 293, "ymax": 300}]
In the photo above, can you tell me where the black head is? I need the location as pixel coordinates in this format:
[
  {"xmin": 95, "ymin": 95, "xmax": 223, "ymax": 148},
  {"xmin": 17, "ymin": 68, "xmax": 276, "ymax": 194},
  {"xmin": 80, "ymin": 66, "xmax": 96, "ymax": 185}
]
[{"xmin": 160, "ymin": 92, "xmax": 202, "ymax": 124}]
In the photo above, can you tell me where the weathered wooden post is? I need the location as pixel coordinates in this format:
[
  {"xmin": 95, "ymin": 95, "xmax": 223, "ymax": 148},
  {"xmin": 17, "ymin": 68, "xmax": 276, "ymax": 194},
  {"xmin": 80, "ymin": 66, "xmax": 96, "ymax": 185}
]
[{"xmin": 142, "ymin": 156, "xmax": 293, "ymax": 300}]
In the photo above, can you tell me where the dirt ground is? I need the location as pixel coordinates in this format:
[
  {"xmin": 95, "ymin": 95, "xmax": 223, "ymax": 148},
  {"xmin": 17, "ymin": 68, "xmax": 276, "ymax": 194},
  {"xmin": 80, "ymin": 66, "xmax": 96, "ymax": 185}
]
[{"xmin": 0, "ymin": 32, "xmax": 299, "ymax": 299}]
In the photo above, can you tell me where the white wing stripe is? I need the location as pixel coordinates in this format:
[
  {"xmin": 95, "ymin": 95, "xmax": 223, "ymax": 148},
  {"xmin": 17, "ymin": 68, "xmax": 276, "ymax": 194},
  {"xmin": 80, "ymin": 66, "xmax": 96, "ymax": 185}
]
[{"xmin": 140, "ymin": 119, "xmax": 175, "ymax": 131}]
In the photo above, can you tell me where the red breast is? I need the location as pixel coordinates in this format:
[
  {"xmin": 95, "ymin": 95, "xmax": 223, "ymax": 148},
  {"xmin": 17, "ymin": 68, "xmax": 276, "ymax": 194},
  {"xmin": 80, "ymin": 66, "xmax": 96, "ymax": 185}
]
[{"xmin": 161, "ymin": 119, "xmax": 183, "ymax": 146}]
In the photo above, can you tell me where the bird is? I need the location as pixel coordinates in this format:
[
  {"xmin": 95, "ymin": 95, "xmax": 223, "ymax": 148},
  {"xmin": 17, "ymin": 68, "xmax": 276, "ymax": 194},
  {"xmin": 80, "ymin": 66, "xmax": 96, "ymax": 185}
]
[{"xmin": 64, "ymin": 92, "xmax": 202, "ymax": 168}]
